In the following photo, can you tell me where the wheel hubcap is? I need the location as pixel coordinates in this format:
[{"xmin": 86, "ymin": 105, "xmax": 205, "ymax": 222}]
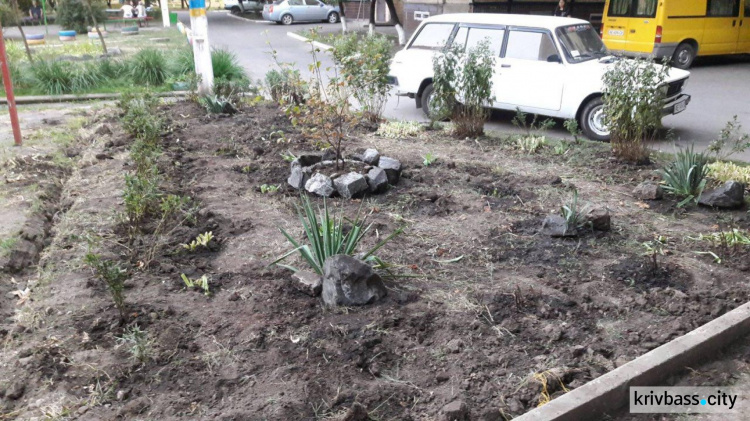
[
  {"xmin": 677, "ymin": 50, "xmax": 690, "ymax": 65},
  {"xmin": 283, "ymin": 16, "xmax": 291, "ymax": 23},
  {"xmin": 589, "ymin": 105, "xmax": 609, "ymax": 137},
  {"xmin": 329, "ymin": 14, "xmax": 336, "ymax": 22}
]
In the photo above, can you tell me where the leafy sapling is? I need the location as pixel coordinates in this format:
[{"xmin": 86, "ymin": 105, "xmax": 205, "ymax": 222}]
[{"xmin": 423, "ymin": 152, "xmax": 437, "ymax": 166}]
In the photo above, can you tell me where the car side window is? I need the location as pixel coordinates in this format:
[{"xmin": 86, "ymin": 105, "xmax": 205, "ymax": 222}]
[
  {"xmin": 746, "ymin": 0, "xmax": 750, "ymax": 17},
  {"xmin": 304, "ymin": 0, "xmax": 318, "ymax": 5},
  {"xmin": 465, "ymin": 28, "xmax": 504, "ymax": 56},
  {"xmin": 504, "ymin": 31, "xmax": 558, "ymax": 62},
  {"xmin": 288, "ymin": 0, "xmax": 302, "ymax": 5},
  {"xmin": 707, "ymin": 0, "xmax": 739, "ymax": 16},
  {"xmin": 409, "ymin": 23, "xmax": 456, "ymax": 50}
]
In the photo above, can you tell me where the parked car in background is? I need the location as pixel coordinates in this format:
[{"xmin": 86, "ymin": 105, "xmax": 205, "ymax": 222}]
[
  {"xmin": 262, "ymin": 0, "xmax": 340, "ymax": 25},
  {"xmin": 387, "ymin": 13, "xmax": 692, "ymax": 141},
  {"xmin": 602, "ymin": 0, "xmax": 750, "ymax": 69},
  {"xmin": 224, "ymin": 0, "xmax": 265, "ymax": 15}
]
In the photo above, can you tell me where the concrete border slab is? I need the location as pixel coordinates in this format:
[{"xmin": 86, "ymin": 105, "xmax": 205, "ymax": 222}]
[{"xmin": 513, "ymin": 302, "xmax": 750, "ymax": 420}]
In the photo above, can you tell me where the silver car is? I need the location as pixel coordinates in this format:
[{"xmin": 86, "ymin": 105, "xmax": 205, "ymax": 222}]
[{"xmin": 262, "ymin": 0, "xmax": 340, "ymax": 25}]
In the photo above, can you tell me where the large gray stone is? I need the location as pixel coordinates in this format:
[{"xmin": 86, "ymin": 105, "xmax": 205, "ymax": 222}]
[
  {"xmin": 287, "ymin": 165, "xmax": 309, "ymax": 190},
  {"xmin": 378, "ymin": 156, "xmax": 402, "ymax": 185},
  {"xmin": 542, "ymin": 214, "xmax": 576, "ymax": 237},
  {"xmin": 698, "ymin": 181, "xmax": 745, "ymax": 209},
  {"xmin": 322, "ymin": 255, "xmax": 387, "ymax": 306},
  {"xmin": 305, "ymin": 173, "xmax": 335, "ymax": 197},
  {"xmin": 292, "ymin": 270, "xmax": 322, "ymax": 297},
  {"xmin": 334, "ymin": 172, "xmax": 369, "ymax": 199},
  {"xmin": 297, "ymin": 150, "xmax": 335, "ymax": 167},
  {"xmin": 362, "ymin": 148, "xmax": 380, "ymax": 166},
  {"xmin": 366, "ymin": 167, "xmax": 389, "ymax": 193},
  {"xmin": 633, "ymin": 182, "xmax": 663, "ymax": 200},
  {"xmin": 585, "ymin": 207, "xmax": 611, "ymax": 231}
]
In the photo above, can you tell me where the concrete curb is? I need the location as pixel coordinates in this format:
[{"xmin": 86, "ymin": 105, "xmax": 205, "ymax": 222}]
[
  {"xmin": 226, "ymin": 13, "xmax": 271, "ymax": 24},
  {"xmin": 0, "ymin": 91, "xmax": 189, "ymax": 106},
  {"xmin": 286, "ymin": 31, "xmax": 332, "ymax": 51},
  {"xmin": 513, "ymin": 302, "xmax": 750, "ymax": 420}
]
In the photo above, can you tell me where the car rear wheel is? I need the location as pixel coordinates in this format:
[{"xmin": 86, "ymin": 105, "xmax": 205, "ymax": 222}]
[
  {"xmin": 281, "ymin": 14, "xmax": 293, "ymax": 25},
  {"xmin": 671, "ymin": 43, "xmax": 696, "ymax": 70},
  {"xmin": 420, "ymin": 83, "xmax": 436, "ymax": 119},
  {"xmin": 579, "ymin": 96, "xmax": 610, "ymax": 142},
  {"xmin": 230, "ymin": 6, "xmax": 240, "ymax": 14},
  {"xmin": 327, "ymin": 12, "xmax": 339, "ymax": 23}
]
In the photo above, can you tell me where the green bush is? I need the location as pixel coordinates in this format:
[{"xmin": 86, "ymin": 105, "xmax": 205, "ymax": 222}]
[
  {"xmin": 659, "ymin": 145, "xmax": 708, "ymax": 206},
  {"xmin": 71, "ymin": 61, "xmax": 105, "ymax": 92},
  {"xmin": 130, "ymin": 49, "xmax": 168, "ymax": 86},
  {"xmin": 332, "ymin": 33, "xmax": 392, "ymax": 122},
  {"xmin": 603, "ymin": 58, "xmax": 668, "ymax": 163},
  {"xmin": 0, "ymin": 2, "xmax": 19, "ymax": 27},
  {"xmin": 31, "ymin": 60, "xmax": 74, "ymax": 95},
  {"xmin": 265, "ymin": 67, "xmax": 305, "ymax": 104},
  {"xmin": 211, "ymin": 49, "xmax": 247, "ymax": 82},
  {"xmin": 57, "ymin": 0, "xmax": 107, "ymax": 34},
  {"xmin": 432, "ymin": 41, "xmax": 495, "ymax": 138}
]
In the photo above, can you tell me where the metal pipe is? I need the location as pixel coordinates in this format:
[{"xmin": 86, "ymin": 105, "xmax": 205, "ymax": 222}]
[{"xmin": 0, "ymin": 21, "xmax": 23, "ymax": 146}]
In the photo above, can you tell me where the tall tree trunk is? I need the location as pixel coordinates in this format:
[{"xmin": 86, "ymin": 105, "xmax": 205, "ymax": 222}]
[
  {"xmin": 337, "ymin": 0, "xmax": 347, "ymax": 33},
  {"xmin": 382, "ymin": 0, "xmax": 404, "ymax": 44},
  {"xmin": 368, "ymin": 0, "xmax": 375, "ymax": 35},
  {"xmin": 10, "ymin": 0, "xmax": 33, "ymax": 62},
  {"xmin": 83, "ymin": 0, "xmax": 108, "ymax": 54}
]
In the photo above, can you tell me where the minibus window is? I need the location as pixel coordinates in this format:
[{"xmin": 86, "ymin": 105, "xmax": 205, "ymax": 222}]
[
  {"xmin": 608, "ymin": 0, "xmax": 631, "ymax": 17},
  {"xmin": 608, "ymin": 0, "xmax": 657, "ymax": 17},
  {"xmin": 409, "ymin": 23, "xmax": 456, "ymax": 50},
  {"xmin": 556, "ymin": 24, "xmax": 608, "ymax": 63},
  {"xmin": 707, "ymin": 0, "xmax": 740, "ymax": 17},
  {"xmin": 634, "ymin": 0, "xmax": 657, "ymax": 17}
]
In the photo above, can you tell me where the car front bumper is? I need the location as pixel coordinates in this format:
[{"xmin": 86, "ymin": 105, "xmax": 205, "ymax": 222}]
[{"xmin": 662, "ymin": 93, "xmax": 690, "ymax": 116}]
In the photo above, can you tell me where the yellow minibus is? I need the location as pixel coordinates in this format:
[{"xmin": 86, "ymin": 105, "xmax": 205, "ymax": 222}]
[{"xmin": 602, "ymin": 0, "xmax": 750, "ymax": 68}]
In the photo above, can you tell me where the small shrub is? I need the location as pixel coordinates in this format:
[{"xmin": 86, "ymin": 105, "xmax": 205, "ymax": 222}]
[
  {"xmin": 706, "ymin": 161, "xmax": 750, "ymax": 185},
  {"xmin": 603, "ymin": 58, "xmax": 669, "ymax": 163},
  {"xmin": 117, "ymin": 325, "xmax": 153, "ymax": 363},
  {"xmin": 432, "ymin": 42, "xmax": 495, "ymax": 138},
  {"xmin": 560, "ymin": 190, "xmax": 590, "ymax": 234},
  {"xmin": 130, "ymin": 49, "xmax": 168, "ymax": 86},
  {"xmin": 211, "ymin": 49, "xmax": 248, "ymax": 82},
  {"xmin": 376, "ymin": 120, "xmax": 423, "ymax": 139},
  {"xmin": 57, "ymin": 0, "xmax": 107, "ymax": 34},
  {"xmin": 564, "ymin": 118, "xmax": 582, "ymax": 143},
  {"xmin": 512, "ymin": 108, "xmax": 555, "ymax": 138},
  {"xmin": 199, "ymin": 95, "xmax": 237, "ymax": 114},
  {"xmin": 181, "ymin": 231, "xmax": 214, "ymax": 252},
  {"xmin": 265, "ymin": 67, "xmax": 305, "ymax": 104},
  {"xmin": 331, "ymin": 33, "xmax": 392, "ymax": 122},
  {"xmin": 642, "ymin": 235, "xmax": 668, "ymax": 271},
  {"xmin": 181, "ymin": 273, "xmax": 211, "ymax": 295},
  {"xmin": 553, "ymin": 142, "xmax": 570, "ymax": 156},
  {"xmin": 31, "ymin": 61, "xmax": 74, "ymax": 95},
  {"xmin": 272, "ymin": 195, "xmax": 402, "ymax": 275},
  {"xmin": 706, "ymin": 116, "xmax": 750, "ymax": 161},
  {"xmin": 84, "ymin": 253, "xmax": 128, "ymax": 321},
  {"xmin": 120, "ymin": 92, "xmax": 163, "ymax": 139},
  {"xmin": 422, "ymin": 152, "xmax": 437, "ymax": 166},
  {"xmin": 123, "ymin": 167, "xmax": 162, "ymax": 228},
  {"xmin": 659, "ymin": 145, "xmax": 708, "ymax": 206},
  {"xmin": 517, "ymin": 136, "xmax": 547, "ymax": 154}
]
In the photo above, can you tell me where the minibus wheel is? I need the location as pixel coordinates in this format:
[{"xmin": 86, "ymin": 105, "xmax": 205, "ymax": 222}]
[
  {"xmin": 672, "ymin": 43, "xmax": 696, "ymax": 70},
  {"xmin": 580, "ymin": 97, "xmax": 611, "ymax": 142}
]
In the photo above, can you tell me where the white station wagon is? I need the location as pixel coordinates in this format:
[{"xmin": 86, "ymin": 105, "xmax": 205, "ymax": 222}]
[{"xmin": 387, "ymin": 14, "xmax": 692, "ymax": 141}]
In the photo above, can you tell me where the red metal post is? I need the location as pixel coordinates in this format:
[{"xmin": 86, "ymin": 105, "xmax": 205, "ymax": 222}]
[{"xmin": 0, "ymin": 21, "xmax": 23, "ymax": 146}]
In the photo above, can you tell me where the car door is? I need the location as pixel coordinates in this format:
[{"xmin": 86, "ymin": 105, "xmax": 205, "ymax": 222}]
[
  {"xmin": 305, "ymin": 0, "xmax": 325, "ymax": 20},
  {"xmin": 740, "ymin": 0, "xmax": 750, "ymax": 52},
  {"xmin": 287, "ymin": 0, "xmax": 305, "ymax": 21},
  {"xmin": 703, "ymin": 0, "xmax": 741, "ymax": 54},
  {"xmin": 494, "ymin": 28, "xmax": 565, "ymax": 112},
  {"xmin": 450, "ymin": 26, "xmax": 506, "ymax": 108}
]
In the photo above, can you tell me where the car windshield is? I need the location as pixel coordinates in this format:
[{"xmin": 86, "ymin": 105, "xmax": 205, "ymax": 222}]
[{"xmin": 555, "ymin": 24, "xmax": 609, "ymax": 63}]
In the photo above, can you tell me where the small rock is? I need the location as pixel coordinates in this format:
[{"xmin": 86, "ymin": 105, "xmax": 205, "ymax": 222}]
[
  {"xmin": 446, "ymin": 338, "xmax": 464, "ymax": 354},
  {"xmin": 334, "ymin": 172, "xmax": 369, "ymax": 199},
  {"xmin": 340, "ymin": 402, "xmax": 369, "ymax": 421},
  {"xmin": 7, "ymin": 239, "xmax": 39, "ymax": 273},
  {"xmin": 321, "ymin": 255, "xmax": 387, "ymax": 306},
  {"xmin": 571, "ymin": 345, "xmax": 586, "ymax": 357},
  {"xmin": 366, "ymin": 167, "xmax": 389, "ymax": 193},
  {"xmin": 542, "ymin": 214, "xmax": 576, "ymax": 237},
  {"xmin": 292, "ymin": 270, "xmax": 322, "ymax": 297},
  {"xmin": 698, "ymin": 181, "xmax": 745, "ymax": 209},
  {"xmin": 305, "ymin": 173, "xmax": 335, "ymax": 197},
  {"xmin": 586, "ymin": 207, "xmax": 611, "ymax": 231},
  {"xmin": 116, "ymin": 389, "xmax": 130, "ymax": 401},
  {"xmin": 378, "ymin": 156, "xmax": 402, "ymax": 185},
  {"xmin": 633, "ymin": 182, "xmax": 663, "ymax": 200},
  {"xmin": 436, "ymin": 373, "xmax": 450, "ymax": 383},
  {"xmin": 287, "ymin": 165, "xmax": 308, "ymax": 190},
  {"xmin": 228, "ymin": 291, "xmax": 241, "ymax": 301},
  {"xmin": 442, "ymin": 400, "xmax": 469, "ymax": 421},
  {"xmin": 507, "ymin": 398, "xmax": 524, "ymax": 413},
  {"xmin": 6, "ymin": 383, "xmax": 25, "ymax": 400},
  {"xmin": 362, "ymin": 148, "xmax": 380, "ymax": 166}
]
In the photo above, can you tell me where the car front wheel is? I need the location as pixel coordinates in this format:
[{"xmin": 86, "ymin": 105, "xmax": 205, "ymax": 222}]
[
  {"xmin": 281, "ymin": 14, "xmax": 293, "ymax": 25},
  {"xmin": 420, "ymin": 83, "xmax": 436, "ymax": 119},
  {"xmin": 327, "ymin": 12, "xmax": 339, "ymax": 23},
  {"xmin": 579, "ymin": 97, "xmax": 610, "ymax": 142}
]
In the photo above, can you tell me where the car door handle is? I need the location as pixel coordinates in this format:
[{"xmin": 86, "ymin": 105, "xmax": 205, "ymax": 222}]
[
  {"xmin": 501, "ymin": 64, "xmax": 511, "ymax": 68},
  {"xmin": 732, "ymin": 20, "xmax": 736, "ymax": 27}
]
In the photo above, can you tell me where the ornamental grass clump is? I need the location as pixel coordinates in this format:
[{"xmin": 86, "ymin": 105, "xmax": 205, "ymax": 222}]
[{"xmin": 659, "ymin": 145, "xmax": 709, "ymax": 206}]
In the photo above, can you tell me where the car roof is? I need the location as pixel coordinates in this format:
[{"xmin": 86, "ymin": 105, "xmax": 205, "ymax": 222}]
[{"xmin": 422, "ymin": 13, "xmax": 589, "ymax": 31}]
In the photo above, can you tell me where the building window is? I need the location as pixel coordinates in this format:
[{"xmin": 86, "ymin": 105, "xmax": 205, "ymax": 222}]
[{"xmin": 414, "ymin": 11, "xmax": 430, "ymax": 21}]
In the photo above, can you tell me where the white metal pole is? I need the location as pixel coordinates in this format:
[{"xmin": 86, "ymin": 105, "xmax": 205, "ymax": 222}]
[
  {"xmin": 188, "ymin": 0, "xmax": 214, "ymax": 95},
  {"xmin": 160, "ymin": 0, "xmax": 170, "ymax": 27}
]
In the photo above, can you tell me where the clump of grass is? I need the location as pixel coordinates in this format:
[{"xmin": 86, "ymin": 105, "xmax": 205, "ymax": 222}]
[
  {"xmin": 117, "ymin": 325, "xmax": 153, "ymax": 363},
  {"xmin": 84, "ymin": 253, "xmax": 128, "ymax": 321},
  {"xmin": 272, "ymin": 195, "xmax": 402, "ymax": 275},
  {"xmin": 181, "ymin": 231, "xmax": 213, "ymax": 252},
  {"xmin": 211, "ymin": 49, "xmax": 248, "ymax": 82},
  {"xmin": 130, "ymin": 48, "xmax": 168, "ymax": 86},
  {"xmin": 560, "ymin": 190, "xmax": 590, "ymax": 234},
  {"xmin": 706, "ymin": 161, "xmax": 750, "ymax": 185},
  {"xmin": 0, "ymin": 237, "xmax": 18, "ymax": 256},
  {"xmin": 71, "ymin": 61, "xmax": 105, "ymax": 92},
  {"xmin": 376, "ymin": 120, "xmax": 424, "ymax": 139},
  {"xmin": 659, "ymin": 145, "xmax": 709, "ymax": 206},
  {"xmin": 31, "ymin": 60, "xmax": 74, "ymax": 95},
  {"xmin": 517, "ymin": 135, "xmax": 547, "ymax": 154}
]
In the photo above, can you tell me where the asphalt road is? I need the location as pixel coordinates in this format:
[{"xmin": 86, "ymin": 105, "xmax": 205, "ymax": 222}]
[{"xmin": 183, "ymin": 11, "xmax": 750, "ymax": 159}]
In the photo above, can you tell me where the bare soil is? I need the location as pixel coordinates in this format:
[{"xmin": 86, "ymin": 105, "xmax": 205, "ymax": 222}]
[{"xmin": 1, "ymin": 100, "xmax": 750, "ymax": 420}]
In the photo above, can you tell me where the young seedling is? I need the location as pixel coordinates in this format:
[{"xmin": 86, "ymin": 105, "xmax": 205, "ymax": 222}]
[
  {"xmin": 422, "ymin": 152, "xmax": 437, "ymax": 166},
  {"xmin": 181, "ymin": 273, "xmax": 211, "ymax": 296},
  {"xmin": 117, "ymin": 325, "xmax": 153, "ymax": 363},
  {"xmin": 260, "ymin": 184, "xmax": 280, "ymax": 194},
  {"xmin": 560, "ymin": 190, "xmax": 590, "ymax": 234},
  {"xmin": 280, "ymin": 151, "xmax": 297, "ymax": 162},
  {"xmin": 641, "ymin": 235, "xmax": 668, "ymax": 271},
  {"xmin": 84, "ymin": 253, "xmax": 128, "ymax": 322},
  {"xmin": 181, "ymin": 231, "xmax": 214, "ymax": 252},
  {"xmin": 563, "ymin": 118, "xmax": 582, "ymax": 144}
]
